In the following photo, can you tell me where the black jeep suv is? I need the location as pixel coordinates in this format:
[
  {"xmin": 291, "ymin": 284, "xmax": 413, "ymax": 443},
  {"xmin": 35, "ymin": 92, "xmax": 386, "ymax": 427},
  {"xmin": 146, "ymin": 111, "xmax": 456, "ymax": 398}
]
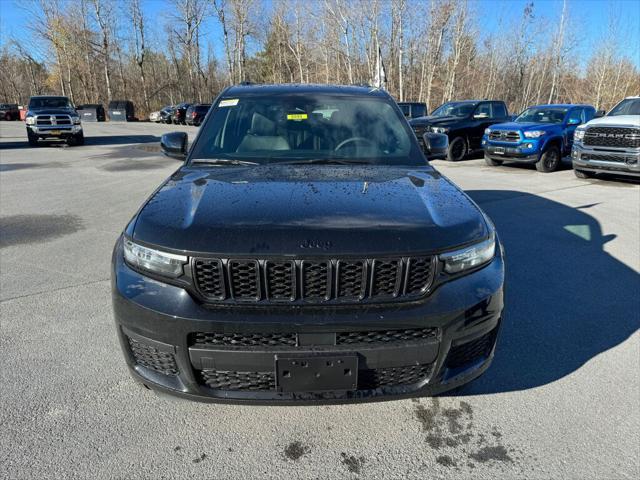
[
  {"xmin": 112, "ymin": 84, "xmax": 504, "ymax": 404},
  {"xmin": 410, "ymin": 100, "xmax": 510, "ymax": 161}
]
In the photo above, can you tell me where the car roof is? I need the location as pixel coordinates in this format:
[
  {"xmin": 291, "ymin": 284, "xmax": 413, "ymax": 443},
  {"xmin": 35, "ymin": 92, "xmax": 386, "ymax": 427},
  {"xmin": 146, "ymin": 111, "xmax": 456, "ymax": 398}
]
[
  {"xmin": 528, "ymin": 104, "xmax": 594, "ymax": 109},
  {"xmin": 221, "ymin": 83, "xmax": 390, "ymax": 98}
]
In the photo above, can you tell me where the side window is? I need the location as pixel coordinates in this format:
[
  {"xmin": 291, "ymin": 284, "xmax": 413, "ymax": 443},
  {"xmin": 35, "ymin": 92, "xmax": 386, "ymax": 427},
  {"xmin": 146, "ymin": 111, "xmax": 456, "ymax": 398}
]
[
  {"xmin": 492, "ymin": 102, "xmax": 507, "ymax": 118},
  {"xmin": 475, "ymin": 103, "xmax": 492, "ymax": 118},
  {"xmin": 584, "ymin": 108, "xmax": 595, "ymax": 122},
  {"xmin": 413, "ymin": 104, "xmax": 426, "ymax": 117},
  {"xmin": 567, "ymin": 108, "xmax": 582, "ymax": 124}
]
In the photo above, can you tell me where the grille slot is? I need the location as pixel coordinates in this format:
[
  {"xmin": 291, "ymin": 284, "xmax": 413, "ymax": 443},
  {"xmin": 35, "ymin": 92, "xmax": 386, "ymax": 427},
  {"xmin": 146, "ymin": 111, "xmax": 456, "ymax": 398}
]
[
  {"xmin": 405, "ymin": 257, "xmax": 435, "ymax": 295},
  {"xmin": 336, "ymin": 328, "xmax": 438, "ymax": 345},
  {"xmin": 336, "ymin": 260, "xmax": 366, "ymax": 299},
  {"xmin": 193, "ymin": 256, "xmax": 435, "ymax": 305},
  {"xmin": 371, "ymin": 259, "xmax": 401, "ymax": 297},
  {"xmin": 228, "ymin": 260, "xmax": 260, "ymax": 300},
  {"xmin": 582, "ymin": 153, "xmax": 628, "ymax": 163},
  {"xmin": 191, "ymin": 332, "xmax": 297, "ymax": 348},
  {"xmin": 193, "ymin": 259, "xmax": 225, "ymax": 299},
  {"xmin": 584, "ymin": 126, "xmax": 640, "ymax": 148},
  {"xmin": 127, "ymin": 337, "xmax": 178, "ymax": 376},
  {"xmin": 489, "ymin": 130, "xmax": 520, "ymax": 142},
  {"xmin": 301, "ymin": 261, "xmax": 331, "ymax": 300},
  {"xmin": 446, "ymin": 328, "xmax": 498, "ymax": 369},
  {"xmin": 265, "ymin": 261, "xmax": 295, "ymax": 300}
]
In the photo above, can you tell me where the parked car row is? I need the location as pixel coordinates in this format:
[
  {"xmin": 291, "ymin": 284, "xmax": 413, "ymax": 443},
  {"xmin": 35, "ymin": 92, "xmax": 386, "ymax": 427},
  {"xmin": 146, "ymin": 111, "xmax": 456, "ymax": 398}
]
[
  {"xmin": 407, "ymin": 97, "xmax": 639, "ymax": 180},
  {"xmin": 149, "ymin": 102, "xmax": 211, "ymax": 126}
]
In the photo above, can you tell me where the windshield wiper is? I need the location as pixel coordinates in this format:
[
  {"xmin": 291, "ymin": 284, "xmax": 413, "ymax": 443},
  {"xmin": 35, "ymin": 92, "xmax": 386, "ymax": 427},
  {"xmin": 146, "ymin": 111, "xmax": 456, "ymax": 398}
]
[
  {"xmin": 191, "ymin": 159, "xmax": 260, "ymax": 166},
  {"xmin": 277, "ymin": 158, "xmax": 373, "ymax": 165}
]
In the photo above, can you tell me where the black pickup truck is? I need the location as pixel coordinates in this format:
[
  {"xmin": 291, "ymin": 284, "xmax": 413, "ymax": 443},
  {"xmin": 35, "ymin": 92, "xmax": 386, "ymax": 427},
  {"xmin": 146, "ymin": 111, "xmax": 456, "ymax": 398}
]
[
  {"xmin": 111, "ymin": 83, "xmax": 504, "ymax": 404},
  {"xmin": 25, "ymin": 96, "xmax": 84, "ymax": 146},
  {"xmin": 409, "ymin": 100, "xmax": 510, "ymax": 161}
]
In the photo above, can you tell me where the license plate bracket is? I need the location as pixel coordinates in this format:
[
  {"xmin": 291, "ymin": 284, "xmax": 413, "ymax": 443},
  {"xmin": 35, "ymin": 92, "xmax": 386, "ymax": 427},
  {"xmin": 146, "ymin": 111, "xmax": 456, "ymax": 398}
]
[
  {"xmin": 48, "ymin": 130, "xmax": 61, "ymax": 136},
  {"xmin": 275, "ymin": 354, "xmax": 358, "ymax": 392},
  {"xmin": 493, "ymin": 146, "xmax": 505, "ymax": 154}
]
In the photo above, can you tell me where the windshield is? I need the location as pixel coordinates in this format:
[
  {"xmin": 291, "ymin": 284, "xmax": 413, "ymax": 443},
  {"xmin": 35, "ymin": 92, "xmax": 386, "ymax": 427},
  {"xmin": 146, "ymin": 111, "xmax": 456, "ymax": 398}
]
[
  {"xmin": 28, "ymin": 97, "xmax": 72, "ymax": 109},
  {"xmin": 608, "ymin": 98, "xmax": 640, "ymax": 116},
  {"xmin": 189, "ymin": 94, "xmax": 424, "ymax": 166},
  {"xmin": 431, "ymin": 102, "xmax": 476, "ymax": 118},
  {"xmin": 516, "ymin": 107, "xmax": 568, "ymax": 124}
]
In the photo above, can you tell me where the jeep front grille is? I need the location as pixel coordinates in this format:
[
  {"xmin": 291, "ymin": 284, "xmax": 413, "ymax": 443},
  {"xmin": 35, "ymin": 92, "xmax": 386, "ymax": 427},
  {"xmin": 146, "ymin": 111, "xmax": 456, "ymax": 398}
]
[
  {"xmin": 583, "ymin": 126, "xmax": 640, "ymax": 148},
  {"xmin": 192, "ymin": 256, "xmax": 436, "ymax": 304},
  {"xmin": 488, "ymin": 130, "xmax": 520, "ymax": 142}
]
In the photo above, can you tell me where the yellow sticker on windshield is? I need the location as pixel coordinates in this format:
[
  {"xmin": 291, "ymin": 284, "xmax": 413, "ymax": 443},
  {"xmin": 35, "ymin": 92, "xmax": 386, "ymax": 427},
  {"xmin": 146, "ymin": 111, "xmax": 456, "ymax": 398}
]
[
  {"xmin": 287, "ymin": 113, "xmax": 308, "ymax": 121},
  {"xmin": 218, "ymin": 98, "xmax": 239, "ymax": 107}
]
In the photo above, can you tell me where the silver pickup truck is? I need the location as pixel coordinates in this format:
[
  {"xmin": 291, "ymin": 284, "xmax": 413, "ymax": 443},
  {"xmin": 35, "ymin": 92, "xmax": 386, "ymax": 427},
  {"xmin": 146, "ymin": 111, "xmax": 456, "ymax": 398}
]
[{"xmin": 572, "ymin": 96, "xmax": 640, "ymax": 179}]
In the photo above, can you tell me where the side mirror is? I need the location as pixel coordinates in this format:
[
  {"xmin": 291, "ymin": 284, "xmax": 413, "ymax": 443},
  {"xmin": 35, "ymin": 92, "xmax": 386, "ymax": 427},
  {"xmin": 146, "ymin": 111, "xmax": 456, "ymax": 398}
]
[
  {"xmin": 594, "ymin": 109, "xmax": 606, "ymax": 118},
  {"xmin": 160, "ymin": 132, "xmax": 188, "ymax": 160},
  {"xmin": 567, "ymin": 117, "xmax": 581, "ymax": 125},
  {"xmin": 422, "ymin": 132, "xmax": 449, "ymax": 159}
]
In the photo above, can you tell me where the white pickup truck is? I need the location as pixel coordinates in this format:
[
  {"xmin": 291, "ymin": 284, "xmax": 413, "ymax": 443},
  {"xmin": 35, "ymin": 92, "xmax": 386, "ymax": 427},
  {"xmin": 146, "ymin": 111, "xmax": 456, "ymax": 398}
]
[{"xmin": 572, "ymin": 96, "xmax": 640, "ymax": 179}]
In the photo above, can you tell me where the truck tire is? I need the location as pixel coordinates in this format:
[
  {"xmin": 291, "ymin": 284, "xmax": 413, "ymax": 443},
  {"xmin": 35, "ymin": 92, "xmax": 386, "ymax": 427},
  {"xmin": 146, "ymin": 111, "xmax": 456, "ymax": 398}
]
[
  {"xmin": 447, "ymin": 137, "xmax": 467, "ymax": 162},
  {"xmin": 27, "ymin": 131, "xmax": 39, "ymax": 147},
  {"xmin": 67, "ymin": 132, "xmax": 85, "ymax": 146},
  {"xmin": 574, "ymin": 169, "xmax": 595, "ymax": 179},
  {"xmin": 4, "ymin": 112, "xmax": 11, "ymax": 121},
  {"xmin": 484, "ymin": 155, "xmax": 503, "ymax": 166},
  {"xmin": 536, "ymin": 144, "xmax": 561, "ymax": 172}
]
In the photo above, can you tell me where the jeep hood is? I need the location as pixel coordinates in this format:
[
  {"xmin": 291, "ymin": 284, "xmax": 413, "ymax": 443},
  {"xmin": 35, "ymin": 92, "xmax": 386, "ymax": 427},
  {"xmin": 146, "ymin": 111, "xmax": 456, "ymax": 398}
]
[
  {"xmin": 585, "ymin": 115, "xmax": 640, "ymax": 127},
  {"xmin": 132, "ymin": 165, "xmax": 488, "ymax": 256}
]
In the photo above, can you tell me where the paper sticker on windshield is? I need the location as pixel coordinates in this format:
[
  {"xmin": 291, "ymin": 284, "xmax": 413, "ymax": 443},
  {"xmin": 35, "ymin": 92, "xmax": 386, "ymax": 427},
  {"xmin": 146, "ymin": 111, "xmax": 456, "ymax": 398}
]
[
  {"xmin": 287, "ymin": 113, "xmax": 308, "ymax": 121},
  {"xmin": 218, "ymin": 98, "xmax": 239, "ymax": 107}
]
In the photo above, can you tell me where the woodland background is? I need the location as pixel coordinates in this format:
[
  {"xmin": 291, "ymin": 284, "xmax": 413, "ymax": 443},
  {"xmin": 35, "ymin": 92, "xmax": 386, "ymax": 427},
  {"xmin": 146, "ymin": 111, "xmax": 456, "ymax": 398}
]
[{"xmin": 1, "ymin": 0, "xmax": 638, "ymax": 116}]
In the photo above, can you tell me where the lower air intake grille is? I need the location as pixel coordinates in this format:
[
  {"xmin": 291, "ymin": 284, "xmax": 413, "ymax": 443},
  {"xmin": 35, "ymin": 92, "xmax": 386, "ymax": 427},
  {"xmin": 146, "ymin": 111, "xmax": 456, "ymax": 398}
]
[
  {"xmin": 127, "ymin": 337, "xmax": 178, "ymax": 376},
  {"xmin": 358, "ymin": 363, "xmax": 433, "ymax": 390},
  {"xmin": 200, "ymin": 369, "xmax": 276, "ymax": 391},
  {"xmin": 191, "ymin": 332, "xmax": 297, "ymax": 348},
  {"xmin": 446, "ymin": 328, "xmax": 498, "ymax": 369},
  {"xmin": 336, "ymin": 328, "xmax": 438, "ymax": 345}
]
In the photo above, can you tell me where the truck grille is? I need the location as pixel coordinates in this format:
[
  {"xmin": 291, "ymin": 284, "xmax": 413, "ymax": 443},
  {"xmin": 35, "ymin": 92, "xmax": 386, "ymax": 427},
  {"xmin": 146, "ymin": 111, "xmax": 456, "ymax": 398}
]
[
  {"xmin": 199, "ymin": 363, "xmax": 433, "ymax": 392},
  {"xmin": 35, "ymin": 114, "xmax": 72, "ymax": 125},
  {"xmin": 583, "ymin": 126, "xmax": 640, "ymax": 148},
  {"xmin": 190, "ymin": 328, "xmax": 439, "ymax": 349},
  {"xmin": 193, "ymin": 256, "xmax": 436, "ymax": 305},
  {"xmin": 488, "ymin": 130, "xmax": 520, "ymax": 142},
  {"xmin": 581, "ymin": 153, "xmax": 627, "ymax": 163}
]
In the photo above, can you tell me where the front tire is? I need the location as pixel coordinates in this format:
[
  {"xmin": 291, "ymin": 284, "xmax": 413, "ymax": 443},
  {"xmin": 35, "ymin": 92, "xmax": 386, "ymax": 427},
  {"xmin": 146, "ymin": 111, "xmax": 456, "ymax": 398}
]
[
  {"xmin": 574, "ymin": 169, "xmax": 595, "ymax": 179},
  {"xmin": 27, "ymin": 130, "xmax": 39, "ymax": 146},
  {"xmin": 447, "ymin": 137, "xmax": 467, "ymax": 162},
  {"xmin": 67, "ymin": 132, "xmax": 84, "ymax": 146},
  {"xmin": 484, "ymin": 155, "xmax": 503, "ymax": 166},
  {"xmin": 536, "ymin": 145, "xmax": 561, "ymax": 172}
]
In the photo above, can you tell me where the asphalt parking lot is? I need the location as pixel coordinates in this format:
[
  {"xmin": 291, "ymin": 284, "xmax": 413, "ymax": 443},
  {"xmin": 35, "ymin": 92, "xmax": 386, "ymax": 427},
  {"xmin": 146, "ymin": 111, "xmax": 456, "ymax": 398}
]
[{"xmin": 1, "ymin": 120, "xmax": 638, "ymax": 479}]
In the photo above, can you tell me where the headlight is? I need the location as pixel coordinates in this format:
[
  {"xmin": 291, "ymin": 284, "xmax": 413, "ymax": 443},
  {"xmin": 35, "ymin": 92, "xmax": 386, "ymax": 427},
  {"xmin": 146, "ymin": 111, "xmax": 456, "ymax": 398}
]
[
  {"xmin": 72, "ymin": 116, "xmax": 80, "ymax": 125},
  {"xmin": 431, "ymin": 126, "xmax": 449, "ymax": 134},
  {"xmin": 440, "ymin": 233, "xmax": 496, "ymax": 274},
  {"xmin": 523, "ymin": 130, "xmax": 545, "ymax": 138},
  {"xmin": 123, "ymin": 238, "xmax": 187, "ymax": 277},
  {"xmin": 25, "ymin": 115, "xmax": 35, "ymax": 125},
  {"xmin": 484, "ymin": 128, "xmax": 491, "ymax": 135},
  {"xmin": 574, "ymin": 128, "xmax": 586, "ymax": 141}
]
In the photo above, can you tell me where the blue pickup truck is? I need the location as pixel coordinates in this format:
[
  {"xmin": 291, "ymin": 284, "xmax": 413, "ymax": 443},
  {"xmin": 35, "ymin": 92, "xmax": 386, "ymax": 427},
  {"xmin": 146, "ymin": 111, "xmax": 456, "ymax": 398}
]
[{"xmin": 482, "ymin": 104, "xmax": 596, "ymax": 172}]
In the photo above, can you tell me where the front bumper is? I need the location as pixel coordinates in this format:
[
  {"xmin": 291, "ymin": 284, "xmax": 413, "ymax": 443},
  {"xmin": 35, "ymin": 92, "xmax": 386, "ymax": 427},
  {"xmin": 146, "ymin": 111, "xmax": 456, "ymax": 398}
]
[
  {"xmin": 483, "ymin": 140, "xmax": 540, "ymax": 163},
  {"xmin": 572, "ymin": 144, "xmax": 640, "ymax": 177},
  {"xmin": 27, "ymin": 125, "xmax": 82, "ymax": 137},
  {"xmin": 111, "ymin": 238, "xmax": 505, "ymax": 404}
]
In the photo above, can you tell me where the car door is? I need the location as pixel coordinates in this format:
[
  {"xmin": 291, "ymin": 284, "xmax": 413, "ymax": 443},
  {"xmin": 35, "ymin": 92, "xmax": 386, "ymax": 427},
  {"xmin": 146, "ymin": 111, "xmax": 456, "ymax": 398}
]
[{"xmin": 564, "ymin": 107, "xmax": 583, "ymax": 152}]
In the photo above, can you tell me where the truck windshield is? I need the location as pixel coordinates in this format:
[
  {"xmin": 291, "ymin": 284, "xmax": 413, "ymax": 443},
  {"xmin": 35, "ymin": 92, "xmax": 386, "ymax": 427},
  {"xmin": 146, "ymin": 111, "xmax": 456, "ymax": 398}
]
[
  {"xmin": 431, "ymin": 102, "xmax": 475, "ymax": 118},
  {"xmin": 608, "ymin": 98, "xmax": 640, "ymax": 116},
  {"xmin": 516, "ymin": 107, "xmax": 568, "ymax": 124},
  {"xmin": 189, "ymin": 94, "xmax": 424, "ymax": 166},
  {"xmin": 28, "ymin": 97, "xmax": 72, "ymax": 109}
]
